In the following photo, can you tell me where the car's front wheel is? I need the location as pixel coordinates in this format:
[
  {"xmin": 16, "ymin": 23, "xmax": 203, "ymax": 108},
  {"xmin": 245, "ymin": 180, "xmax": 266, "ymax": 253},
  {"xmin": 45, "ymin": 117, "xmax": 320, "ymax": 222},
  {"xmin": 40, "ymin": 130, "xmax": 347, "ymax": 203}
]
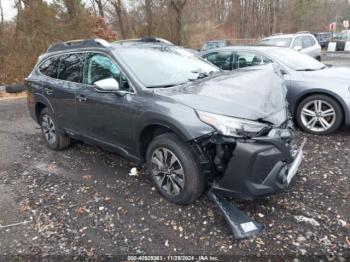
[
  {"xmin": 146, "ymin": 133, "xmax": 205, "ymax": 205},
  {"xmin": 296, "ymin": 94, "xmax": 343, "ymax": 135}
]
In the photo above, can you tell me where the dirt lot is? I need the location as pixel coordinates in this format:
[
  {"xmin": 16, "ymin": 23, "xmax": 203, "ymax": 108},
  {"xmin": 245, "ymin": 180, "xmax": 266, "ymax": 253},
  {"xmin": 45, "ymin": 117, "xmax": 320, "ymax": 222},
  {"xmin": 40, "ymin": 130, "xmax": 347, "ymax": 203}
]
[{"xmin": 0, "ymin": 54, "xmax": 349, "ymax": 259}]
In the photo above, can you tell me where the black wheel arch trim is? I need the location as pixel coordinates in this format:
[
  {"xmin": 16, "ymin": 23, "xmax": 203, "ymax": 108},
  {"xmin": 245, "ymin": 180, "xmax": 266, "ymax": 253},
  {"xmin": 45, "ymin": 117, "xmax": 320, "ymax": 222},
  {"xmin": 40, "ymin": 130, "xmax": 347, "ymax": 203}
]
[{"xmin": 34, "ymin": 93, "xmax": 55, "ymax": 121}]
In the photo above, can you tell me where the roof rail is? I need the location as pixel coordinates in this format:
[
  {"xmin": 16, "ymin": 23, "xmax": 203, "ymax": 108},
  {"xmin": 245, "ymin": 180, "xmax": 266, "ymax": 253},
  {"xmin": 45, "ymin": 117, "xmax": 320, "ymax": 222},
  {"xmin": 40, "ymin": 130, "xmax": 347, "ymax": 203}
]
[
  {"xmin": 47, "ymin": 38, "xmax": 110, "ymax": 53},
  {"xmin": 113, "ymin": 37, "xmax": 173, "ymax": 46},
  {"xmin": 296, "ymin": 31, "xmax": 310, "ymax": 34}
]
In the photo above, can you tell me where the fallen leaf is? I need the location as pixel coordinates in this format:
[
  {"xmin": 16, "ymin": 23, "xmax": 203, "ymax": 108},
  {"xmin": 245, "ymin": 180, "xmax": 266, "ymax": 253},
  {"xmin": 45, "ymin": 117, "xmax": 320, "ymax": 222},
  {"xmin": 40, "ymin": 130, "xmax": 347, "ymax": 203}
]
[{"xmin": 76, "ymin": 207, "xmax": 87, "ymax": 215}]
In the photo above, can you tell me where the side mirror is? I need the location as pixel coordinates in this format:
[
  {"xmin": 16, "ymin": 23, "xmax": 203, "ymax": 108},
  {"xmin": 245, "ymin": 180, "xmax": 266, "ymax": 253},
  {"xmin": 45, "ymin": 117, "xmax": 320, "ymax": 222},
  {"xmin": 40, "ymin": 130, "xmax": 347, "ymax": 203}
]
[
  {"xmin": 94, "ymin": 78, "xmax": 120, "ymax": 92},
  {"xmin": 293, "ymin": 46, "xmax": 303, "ymax": 51}
]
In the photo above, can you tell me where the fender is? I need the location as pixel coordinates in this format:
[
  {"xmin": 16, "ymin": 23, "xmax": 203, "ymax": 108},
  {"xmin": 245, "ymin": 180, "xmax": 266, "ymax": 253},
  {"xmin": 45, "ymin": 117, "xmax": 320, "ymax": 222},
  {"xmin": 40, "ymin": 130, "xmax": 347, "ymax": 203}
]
[{"xmin": 135, "ymin": 110, "xmax": 215, "ymax": 143}]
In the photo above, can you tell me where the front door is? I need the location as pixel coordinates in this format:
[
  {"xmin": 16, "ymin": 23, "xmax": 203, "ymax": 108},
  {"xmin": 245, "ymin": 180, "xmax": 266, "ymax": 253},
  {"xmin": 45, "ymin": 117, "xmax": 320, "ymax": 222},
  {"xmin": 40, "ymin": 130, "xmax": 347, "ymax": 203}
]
[{"xmin": 75, "ymin": 52, "xmax": 139, "ymax": 153}]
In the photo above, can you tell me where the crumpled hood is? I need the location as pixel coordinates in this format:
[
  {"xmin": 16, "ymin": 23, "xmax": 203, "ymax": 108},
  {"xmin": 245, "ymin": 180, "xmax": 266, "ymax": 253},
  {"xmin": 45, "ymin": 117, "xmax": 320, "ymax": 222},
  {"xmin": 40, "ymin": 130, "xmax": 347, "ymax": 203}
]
[
  {"xmin": 301, "ymin": 67, "xmax": 350, "ymax": 84},
  {"xmin": 154, "ymin": 64, "xmax": 288, "ymax": 126}
]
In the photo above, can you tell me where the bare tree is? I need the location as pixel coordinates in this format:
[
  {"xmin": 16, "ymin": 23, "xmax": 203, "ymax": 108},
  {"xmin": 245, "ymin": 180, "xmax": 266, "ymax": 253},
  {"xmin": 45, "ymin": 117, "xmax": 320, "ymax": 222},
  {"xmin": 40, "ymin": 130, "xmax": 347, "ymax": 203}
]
[
  {"xmin": 0, "ymin": 0, "xmax": 3, "ymax": 24},
  {"xmin": 145, "ymin": 0, "xmax": 153, "ymax": 36},
  {"xmin": 169, "ymin": 0, "xmax": 187, "ymax": 45},
  {"xmin": 112, "ymin": 0, "xmax": 126, "ymax": 38},
  {"xmin": 64, "ymin": 0, "xmax": 78, "ymax": 20},
  {"xmin": 94, "ymin": 0, "xmax": 105, "ymax": 17}
]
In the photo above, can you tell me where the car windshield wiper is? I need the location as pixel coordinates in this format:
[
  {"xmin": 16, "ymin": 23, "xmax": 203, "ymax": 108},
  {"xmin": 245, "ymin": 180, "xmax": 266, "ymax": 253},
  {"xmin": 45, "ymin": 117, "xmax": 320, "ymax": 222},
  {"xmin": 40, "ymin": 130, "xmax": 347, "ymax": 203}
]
[
  {"xmin": 296, "ymin": 68, "xmax": 319, "ymax": 71},
  {"xmin": 146, "ymin": 81, "xmax": 188, "ymax": 88}
]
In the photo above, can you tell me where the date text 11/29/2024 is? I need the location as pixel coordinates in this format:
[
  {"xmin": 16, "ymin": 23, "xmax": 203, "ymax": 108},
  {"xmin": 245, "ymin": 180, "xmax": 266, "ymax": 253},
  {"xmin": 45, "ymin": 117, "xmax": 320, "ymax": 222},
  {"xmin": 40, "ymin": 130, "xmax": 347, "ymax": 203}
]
[{"xmin": 127, "ymin": 255, "xmax": 220, "ymax": 261}]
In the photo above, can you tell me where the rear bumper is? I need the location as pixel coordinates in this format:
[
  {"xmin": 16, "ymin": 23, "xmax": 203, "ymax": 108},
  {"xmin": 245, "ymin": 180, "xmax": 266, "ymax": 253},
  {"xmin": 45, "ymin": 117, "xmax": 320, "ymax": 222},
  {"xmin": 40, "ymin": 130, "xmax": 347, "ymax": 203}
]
[{"xmin": 209, "ymin": 130, "xmax": 304, "ymax": 199}]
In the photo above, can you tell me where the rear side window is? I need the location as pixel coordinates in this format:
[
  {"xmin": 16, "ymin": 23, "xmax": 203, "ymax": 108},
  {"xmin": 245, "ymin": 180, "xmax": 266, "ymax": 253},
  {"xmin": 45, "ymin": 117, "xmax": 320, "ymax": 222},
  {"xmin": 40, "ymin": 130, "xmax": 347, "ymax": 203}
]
[
  {"xmin": 292, "ymin": 37, "xmax": 303, "ymax": 48},
  {"xmin": 58, "ymin": 53, "xmax": 84, "ymax": 83},
  {"xmin": 233, "ymin": 51, "xmax": 272, "ymax": 69},
  {"xmin": 39, "ymin": 57, "xmax": 59, "ymax": 78},
  {"xmin": 204, "ymin": 51, "xmax": 232, "ymax": 70},
  {"xmin": 302, "ymin": 36, "xmax": 315, "ymax": 48}
]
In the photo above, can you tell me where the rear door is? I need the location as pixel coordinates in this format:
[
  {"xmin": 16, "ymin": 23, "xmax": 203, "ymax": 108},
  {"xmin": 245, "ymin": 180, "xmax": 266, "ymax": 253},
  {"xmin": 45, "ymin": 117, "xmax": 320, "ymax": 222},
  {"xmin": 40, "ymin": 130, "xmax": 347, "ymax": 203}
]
[{"xmin": 46, "ymin": 52, "xmax": 85, "ymax": 131}]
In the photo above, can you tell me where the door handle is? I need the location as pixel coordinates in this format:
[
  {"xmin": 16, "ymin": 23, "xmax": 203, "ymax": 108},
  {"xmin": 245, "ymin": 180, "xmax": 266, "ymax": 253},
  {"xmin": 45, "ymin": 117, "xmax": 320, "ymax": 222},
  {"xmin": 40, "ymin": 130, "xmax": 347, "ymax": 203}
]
[
  {"xmin": 45, "ymin": 87, "xmax": 53, "ymax": 95},
  {"xmin": 76, "ymin": 94, "xmax": 87, "ymax": 102}
]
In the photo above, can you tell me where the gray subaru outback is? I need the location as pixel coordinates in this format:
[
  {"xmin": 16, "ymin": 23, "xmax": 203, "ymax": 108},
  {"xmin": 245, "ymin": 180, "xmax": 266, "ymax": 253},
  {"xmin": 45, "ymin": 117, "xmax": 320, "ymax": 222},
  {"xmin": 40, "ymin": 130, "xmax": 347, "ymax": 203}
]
[{"xmin": 26, "ymin": 38, "xmax": 303, "ymax": 205}]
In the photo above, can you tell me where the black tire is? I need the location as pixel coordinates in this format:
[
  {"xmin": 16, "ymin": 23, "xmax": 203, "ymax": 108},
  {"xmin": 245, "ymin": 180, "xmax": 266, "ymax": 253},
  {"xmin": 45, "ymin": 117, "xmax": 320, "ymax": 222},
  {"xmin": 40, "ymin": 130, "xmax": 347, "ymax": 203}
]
[
  {"xmin": 316, "ymin": 56, "xmax": 321, "ymax": 62},
  {"xmin": 296, "ymin": 94, "xmax": 343, "ymax": 135},
  {"xmin": 146, "ymin": 133, "xmax": 205, "ymax": 205},
  {"xmin": 5, "ymin": 84, "xmax": 25, "ymax": 93},
  {"xmin": 39, "ymin": 108, "xmax": 71, "ymax": 150}
]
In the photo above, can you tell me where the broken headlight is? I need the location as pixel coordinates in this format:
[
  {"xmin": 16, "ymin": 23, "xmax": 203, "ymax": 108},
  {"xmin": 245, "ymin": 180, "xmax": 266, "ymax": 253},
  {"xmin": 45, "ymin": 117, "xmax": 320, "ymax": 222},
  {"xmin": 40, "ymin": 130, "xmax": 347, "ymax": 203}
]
[{"xmin": 197, "ymin": 110, "xmax": 271, "ymax": 138}]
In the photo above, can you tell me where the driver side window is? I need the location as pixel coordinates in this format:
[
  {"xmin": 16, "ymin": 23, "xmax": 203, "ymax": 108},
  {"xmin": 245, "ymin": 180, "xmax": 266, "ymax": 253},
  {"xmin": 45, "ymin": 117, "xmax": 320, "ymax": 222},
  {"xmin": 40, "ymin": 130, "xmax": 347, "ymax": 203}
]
[{"xmin": 84, "ymin": 53, "xmax": 130, "ymax": 91}]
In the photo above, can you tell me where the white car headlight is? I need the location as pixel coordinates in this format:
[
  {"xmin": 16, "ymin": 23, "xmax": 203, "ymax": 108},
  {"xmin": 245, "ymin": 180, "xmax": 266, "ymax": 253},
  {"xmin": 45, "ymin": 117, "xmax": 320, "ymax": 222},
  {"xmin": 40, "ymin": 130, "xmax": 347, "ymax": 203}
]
[{"xmin": 197, "ymin": 110, "xmax": 271, "ymax": 138}]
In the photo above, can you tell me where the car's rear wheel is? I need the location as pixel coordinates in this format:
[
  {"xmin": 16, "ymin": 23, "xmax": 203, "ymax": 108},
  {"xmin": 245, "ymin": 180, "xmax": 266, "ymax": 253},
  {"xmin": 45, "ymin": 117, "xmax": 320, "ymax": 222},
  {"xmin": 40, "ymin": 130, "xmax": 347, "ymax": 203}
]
[
  {"xmin": 146, "ymin": 133, "xmax": 204, "ymax": 205},
  {"xmin": 40, "ymin": 108, "xmax": 71, "ymax": 150},
  {"xmin": 296, "ymin": 94, "xmax": 343, "ymax": 135}
]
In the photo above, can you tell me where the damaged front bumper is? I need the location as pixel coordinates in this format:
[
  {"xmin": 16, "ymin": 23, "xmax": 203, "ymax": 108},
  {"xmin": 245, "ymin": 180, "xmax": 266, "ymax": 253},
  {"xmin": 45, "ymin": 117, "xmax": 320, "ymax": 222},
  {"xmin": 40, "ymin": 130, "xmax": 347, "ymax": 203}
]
[{"xmin": 194, "ymin": 128, "xmax": 305, "ymax": 200}]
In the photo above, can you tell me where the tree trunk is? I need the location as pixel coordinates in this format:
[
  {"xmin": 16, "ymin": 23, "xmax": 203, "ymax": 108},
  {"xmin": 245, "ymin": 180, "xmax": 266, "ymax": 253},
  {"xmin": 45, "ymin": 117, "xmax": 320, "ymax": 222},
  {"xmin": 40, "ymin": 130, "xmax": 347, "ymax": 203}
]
[
  {"xmin": 94, "ymin": 0, "xmax": 105, "ymax": 17},
  {"xmin": 170, "ymin": 0, "xmax": 187, "ymax": 45},
  {"xmin": 112, "ymin": 0, "xmax": 126, "ymax": 38},
  {"xmin": 0, "ymin": 0, "xmax": 3, "ymax": 24},
  {"xmin": 145, "ymin": 0, "xmax": 153, "ymax": 36},
  {"xmin": 64, "ymin": 0, "xmax": 77, "ymax": 20},
  {"xmin": 271, "ymin": 0, "xmax": 278, "ymax": 34}
]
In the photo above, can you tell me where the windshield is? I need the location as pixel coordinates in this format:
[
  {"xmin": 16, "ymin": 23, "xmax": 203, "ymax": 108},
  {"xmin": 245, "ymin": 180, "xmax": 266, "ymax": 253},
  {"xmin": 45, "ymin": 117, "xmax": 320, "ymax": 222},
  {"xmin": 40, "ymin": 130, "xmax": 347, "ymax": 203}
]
[
  {"xmin": 267, "ymin": 48, "xmax": 325, "ymax": 71},
  {"xmin": 117, "ymin": 47, "xmax": 219, "ymax": 87},
  {"xmin": 260, "ymin": 37, "xmax": 292, "ymax": 47}
]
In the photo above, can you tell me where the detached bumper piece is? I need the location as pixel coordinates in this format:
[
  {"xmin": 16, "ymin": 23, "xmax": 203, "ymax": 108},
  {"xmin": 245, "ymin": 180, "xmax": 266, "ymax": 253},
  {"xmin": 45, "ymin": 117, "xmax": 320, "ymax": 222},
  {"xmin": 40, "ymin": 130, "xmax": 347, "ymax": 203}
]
[
  {"xmin": 208, "ymin": 189, "xmax": 264, "ymax": 240},
  {"xmin": 208, "ymin": 130, "xmax": 305, "ymax": 200}
]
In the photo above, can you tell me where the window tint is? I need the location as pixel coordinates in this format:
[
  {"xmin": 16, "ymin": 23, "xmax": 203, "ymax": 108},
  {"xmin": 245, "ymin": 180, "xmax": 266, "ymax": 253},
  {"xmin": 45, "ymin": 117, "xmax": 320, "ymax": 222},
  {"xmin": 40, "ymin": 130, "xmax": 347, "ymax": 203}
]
[
  {"xmin": 39, "ymin": 57, "xmax": 59, "ymax": 78},
  {"xmin": 293, "ymin": 37, "xmax": 303, "ymax": 48},
  {"xmin": 58, "ymin": 53, "xmax": 84, "ymax": 83},
  {"xmin": 84, "ymin": 53, "xmax": 130, "ymax": 91},
  {"xmin": 205, "ymin": 52, "xmax": 232, "ymax": 70},
  {"xmin": 302, "ymin": 36, "xmax": 315, "ymax": 48},
  {"xmin": 234, "ymin": 51, "xmax": 272, "ymax": 69}
]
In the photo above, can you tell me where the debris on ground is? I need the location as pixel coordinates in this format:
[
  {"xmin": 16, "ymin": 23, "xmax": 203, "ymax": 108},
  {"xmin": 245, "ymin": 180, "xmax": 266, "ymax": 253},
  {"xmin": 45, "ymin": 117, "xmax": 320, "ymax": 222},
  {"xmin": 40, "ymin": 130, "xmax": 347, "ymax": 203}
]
[
  {"xmin": 129, "ymin": 167, "xmax": 139, "ymax": 176},
  {"xmin": 294, "ymin": 216, "xmax": 320, "ymax": 227}
]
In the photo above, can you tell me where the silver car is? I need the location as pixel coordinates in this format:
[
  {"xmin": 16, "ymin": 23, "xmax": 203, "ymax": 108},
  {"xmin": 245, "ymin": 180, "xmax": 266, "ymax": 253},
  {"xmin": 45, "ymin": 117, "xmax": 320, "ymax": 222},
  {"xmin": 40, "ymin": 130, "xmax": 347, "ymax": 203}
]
[
  {"xmin": 202, "ymin": 46, "xmax": 350, "ymax": 135},
  {"xmin": 260, "ymin": 32, "xmax": 321, "ymax": 61}
]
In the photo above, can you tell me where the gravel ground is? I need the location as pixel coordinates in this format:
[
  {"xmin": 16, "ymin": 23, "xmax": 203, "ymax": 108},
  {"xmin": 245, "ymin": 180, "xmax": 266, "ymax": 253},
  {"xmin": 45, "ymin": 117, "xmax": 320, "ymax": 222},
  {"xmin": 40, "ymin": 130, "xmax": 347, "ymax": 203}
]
[{"xmin": 0, "ymin": 99, "xmax": 349, "ymax": 260}]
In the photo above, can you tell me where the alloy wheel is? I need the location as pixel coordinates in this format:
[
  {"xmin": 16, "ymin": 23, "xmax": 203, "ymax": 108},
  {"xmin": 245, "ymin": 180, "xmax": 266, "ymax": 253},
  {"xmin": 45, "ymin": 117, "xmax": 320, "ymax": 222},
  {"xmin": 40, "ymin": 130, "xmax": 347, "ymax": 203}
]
[
  {"xmin": 41, "ymin": 114, "xmax": 57, "ymax": 144},
  {"xmin": 151, "ymin": 147, "xmax": 185, "ymax": 196},
  {"xmin": 301, "ymin": 100, "xmax": 336, "ymax": 132}
]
